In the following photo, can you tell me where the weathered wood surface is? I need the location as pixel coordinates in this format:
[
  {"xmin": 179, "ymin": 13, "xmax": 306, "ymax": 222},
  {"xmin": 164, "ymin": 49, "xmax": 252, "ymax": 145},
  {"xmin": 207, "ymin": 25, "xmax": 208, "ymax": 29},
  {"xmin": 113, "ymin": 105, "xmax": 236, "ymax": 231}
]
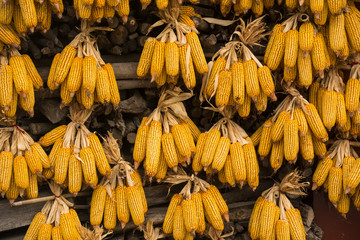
[{"xmin": 0, "ymin": 179, "xmax": 272, "ymax": 233}]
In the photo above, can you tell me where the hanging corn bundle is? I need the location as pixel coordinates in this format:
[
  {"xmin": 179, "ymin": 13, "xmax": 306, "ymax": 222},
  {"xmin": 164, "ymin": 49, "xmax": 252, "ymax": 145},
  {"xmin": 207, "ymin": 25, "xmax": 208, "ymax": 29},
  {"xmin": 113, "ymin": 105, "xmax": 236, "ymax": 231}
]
[
  {"xmin": 248, "ymin": 170, "xmax": 309, "ymax": 240},
  {"xmin": 312, "ymin": 139, "xmax": 360, "ymax": 218},
  {"xmin": 20, "ymin": 181, "xmax": 110, "ymax": 240},
  {"xmin": 47, "ymin": 20, "xmax": 120, "ymax": 110},
  {"xmin": 309, "ymin": 68, "xmax": 348, "ymax": 132},
  {"xmin": 0, "ymin": 47, "xmax": 43, "ymax": 117},
  {"xmin": 264, "ymin": 13, "xmax": 330, "ymax": 88},
  {"xmin": 0, "ymin": 121, "xmax": 49, "ymax": 202},
  {"xmin": 89, "ymin": 132, "xmax": 147, "ymax": 229},
  {"xmin": 38, "ymin": 103, "xmax": 112, "ymax": 192},
  {"xmin": 163, "ymin": 169, "xmax": 229, "ymax": 239},
  {"xmin": 201, "ymin": 17, "xmax": 276, "ymax": 115},
  {"xmin": 137, "ymin": 1, "xmax": 207, "ymax": 90},
  {"xmin": 0, "ymin": 0, "xmax": 63, "ymax": 34},
  {"xmin": 252, "ymin": 86, "xmax": 328, "ymax": 172},
  {"xmin": 133, "ymin": 87, "xmax": 200, "ymax": 180},
  {"xmin": 74, "ymin": 0, "xmax": 130, "ymax": 24},
  {"xmin": 191, "ymin": 106, "xmax": 259, "ymax": 190}
]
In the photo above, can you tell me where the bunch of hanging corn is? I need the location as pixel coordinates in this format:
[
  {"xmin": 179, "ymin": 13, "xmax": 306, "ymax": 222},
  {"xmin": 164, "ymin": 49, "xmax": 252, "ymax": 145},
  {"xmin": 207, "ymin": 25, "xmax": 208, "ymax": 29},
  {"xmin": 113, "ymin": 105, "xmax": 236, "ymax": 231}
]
[
  {"xmin": 312, "ymin": 139, "xmax": 360, "ymax": 218},
  {"xmin": 137, "ymin": 3, "xmax": 207, "ymax": 90},
  {"xmin": 252, "ymin": 86, "xmax": 328, "ymax": 172},
  {"xmin": 47, "ymin": 20, "xmax": 120, "ymax": 110},
  {"xmin": 0, "ymin": 0, "xmax": 63, "ymax": 35},
  {"xmin": 38, "ymin": 103, "xmax": 111, "ymax": 193},
  {"xmin": 203, "ymin": 17, "xmax": 276, "ymax": 116},
  {"xmin": 213, "ymin": 0, "xmax": 275, "ymax": 17},
  {"xmin": 133, "ymin": 87, "xmax": 200, "ymax": 179},
  {"xmin": 309, "ymin": 69, "xmax": 348, "ymax": 132},
  {"xmin": 0, "ymin": 123, "xmax": 49, "ymax": 203},
  {"xmin": 163, "ymin": 170, "xmax": 229, "ymax": 239},
  {"xmin": 0, "ymin": 47, "xmax": 43, "ymax": 117},
  {"xmin": 88, "ymin": 132, "xmax": 147, "ymax": 229},
  {"xmin": 74, "ymin": 0, "xmax": 129, "ymax": 24},
  {"xmin": 249, "ymin": 170, "xmax": 309, "ymax": 240},
  {"xmin": 23, "ymin": 182, "xmax": 86, "ymax": 240}
]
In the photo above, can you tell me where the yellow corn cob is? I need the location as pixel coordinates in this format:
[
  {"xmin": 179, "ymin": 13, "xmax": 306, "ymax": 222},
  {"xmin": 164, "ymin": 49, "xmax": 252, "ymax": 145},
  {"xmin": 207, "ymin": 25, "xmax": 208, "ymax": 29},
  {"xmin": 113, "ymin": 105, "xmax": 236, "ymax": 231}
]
[
  {"xmin": 6, "ymin": 176, "xmax": 19, "ymax": 202},
  {"xmin": 39, "ymin": 125, "xmax": 67, "ymax": 147},
  {"xmin": 42, "ymin": 168, "xmax": 54, "ymax": 180},
  {"xmin": 353, "ymin": 187, "xmax": 360, "ymax": 210},
  {"xmin": 18, "ymin": 0, "xmax": 37, "ymax": 29},
  {"xmin": 82, "ymin": 56, "xmax": 97, "ymax": 94},
  {"xmin": 172, "ymin": 124, "xmax": 191, "ymax": 158},
  {"xmin": 90, "ymin": 185, "xmax": 106, "ymax": 226},
  {"xmin": 244, "ymin": 60, "xmax": 260, "ymax": 99},
  {"xmin": 25, "ymin": 150, "xmax": 42, "ymax": 175},
  {"xmin": 321, "ymin": 90, "xmax": 337, "ymax": 130},
  {"xmin": 116, "ymin": 0, "xmax": 129, "ymax": 23},
  {"xmin": 218, "ymin": 167, "xmax": 227, "ymax": 184},
  {"xmin": 80, "ymin": 147, "xmax": 97, "ymax": 186},
  {"xmin": 345, "ymin": 11, "xmax": 360, "ymax": 52},
  {"xmin": 256, "ymin": 89, "xmax": 268, "ymax": 112},
  {"xmin": 230, "ymin": 142, "xmax": 246, "ymax": 184},
  {"xmin": 163, "ymin": 194, "xmax": 183, "ymax": 234},
  {"xmin": 88, "ymin": 133, "xmax": 111, "ymax": 176},
  {"xmin": 264, "ymin": 24, "xmax": 284, "ymax": 64},
  {"xmin": 182, "ymin": 123, "xmax": 196, "ymax": 154},
  {"xmin": 179, "ymin": 44, "xmax": 196, "ymax": 89},
  {"xmin": 53, "ymin": 46, "xmax": 77, "ymax": 85},
  {"xmin": 297, "ymin": 50, "xmax": 313, "ymax": 88},
  {"xmin": 104, "ymin": 190, "xmax": 116, "ymax": 230},
  {"xmin": 180, "ymin": 117, "xmax": 201, "ymax": 142},
  {"xmin": 103, "ymin": 63, "xmax": 120, "ymax": 108},
  {"xmin": 341, "ymin": 114, "xmax": 351, "ymax": 133},
  {"xmin": 155, "ymin": 0, "xmax": 168, "ymax": 9},
  {"xmin": 69, "ymin": 208, "xmax": 82, "ymax": 235},
  {"xmin": 211, "ymin": 136, "xmax": 231, "ymax": 172},
  {"xmin": 231, "ymin": 61, "xmax": 245, "ymax": 105},
  {"xmin": 215, "ymin": 70, "xmax": 232, "ymax": 108},
  {"xmin": 240, "ymin": 0, "xmax": 252, "ymax": 12},
  {"xmin": 192, "ymin": 133, "xmax": 207, "ymax": 173},
  {"xmin": 0, "ymin": 0, "xmax": 14, "ymax": 25},
  {"xmin": 0, "ymin": 24, "xmax": 20, "ymax": 47},
  {"xmin": 133, "ymin": 117, "xmax": 149, "ymax": 166},
  {"xmin": 206, "ymin": 57, "xmax": 226, "ymax": 98},
  {"xmin": 258, "ymin": 119, "xmax": 272, "ymax": 158},
  {"xmin": 61, "ymin": 77, "xmax": 72, "ymax": 107},
  {"xmin": 30, "ymin": 143, "xmax": 49, "ymax": 169},
  {"xmin": 22, "ymin": 54, "xmax": 43, "ymax": 89},
  {"xmin": 186, "ymin": 32, "xmax": 208, "ymax": 74},
  {"xmin": 224, "ymin": 155, "xmax": 236, "ymax": 186},
  {"xmin": 13, "ymin": 156, "xmax": 29, "ymax": 189},
  {"xmin": 329, "ymin": 14, "xmax": 345, "ymax": 54},
  {"xmin": 328, "ymin": 0, "xmax": 343, "ymax": 14},
  {"xmin": 293, "ymin": 108, "xmax": 308, "ymax": 137},
  {"xmin": 243, "ymin": 138, "xmax": 259, "ymax": 190},
  {"xmin": 345, "ymin": 78, "xmax": 360, "ymax": 113},
  {"xmin": 337, "ymin": 191, "xmax": 350, "ymax": 217},
  {"xmin": 309, "ymin": 82, "xmax": 319, "ymax": 107},
  {"xmin": 252, "ymin": 0, "xmax": 264, "ymax": 17},
  {"xmin": 315, "ymin": 0, "xmax": 328, "ymax": 25},
  {"xmin": 284, "ymin": 30, "xmax": 299, "ymax": 68},
  {"xmin": 51, "ymin": 226, "xmax": 62, "ymax": 240},
  {"xmin": 317, "ymin": 87, "xmax": 325, "ymax": 118},
  {"xmin": 47, "ymin": 53, "xmax": 61, "ymax": 91},
  {"xmin": 276, "ymin": 219, "xmax": 290, "ymax": 240},
  {"xmin": 284, "ymin": 65, "xmax": 297, "ymax": 83},
  {"xmin": 258, "ymin": 66, "xmax": 276, "ymax": 100},
  {"xmin": 285, "ymin": 0, "xmax": 297, "ymax": 9},
  {"xmin": 299, "ymin": 22, "xmax": 314, "ymax": 52},
  {"xmin": 260, "ymin": 201, "xmax": 279, "ymax": 240},
  {"xmin": 161, "ymin": 133, "xmax": 178, "ymax": 169},
  {"xmin": 106, "ymin": 0, "xmax": 119, "ymax": 7},
  {"xmin": 24, "ymin": 212, "xmax": 46, "ymax": 240},
  {"xmin": 346, "ymin": 159, "xmax": 360, "ymax": 193},
  {"xmin": 0, "ymin": 65, "xmax": 13, "ymax": 109},
  {"xmin": 342, "ymin": 157, "xmax": 355, "ymax": 192},
  {"xmin": 270, "ymin": 139, "xmax": 284, "ymax": 171},
  {"xmin": 238, "ymin": 96, "xmax": 251, "ymax": 118},
  {"xmin": 60, "ymin": 213, "xmax": 81, "ymax": 240},
  {"xmin": 178, "ymin": 14, "xmax": 195, "ymax": 27},
  {"xmin": 164, "ymin": 42, "xmax": 179, "ymax": 77},
  {"xmin": 284, "ymin": 119, "xmax": 299, "ymax": 163},
  {"xmin": 115, "ymin": 185, "xmax": 130, "ymax": 228},
  {"xmin": 201, "ymin": 129, "xmax": 221, "ymax": 168},
  {"xmin": 220, "ymin": 0, "xmax": 232, "ymax": 16},
  {"xmin": 299, "ymin": 129, "xmax": 314, "ymax": 163},
  {"xmin": 130, "ymin": 171, "xmax": 148, "ymax": 213},
  {"xmin": 54, "ymin": 147, "xmax": 70, "ymax": 184},
  {"xmin": 5, "ymin": 85, "xmax": 17, "ymax": 117},
  {"xmin": 304, "ymin": 104, "xmax": 328, "ymax": 141},
  {"xmin": 9, "ymin": 55, "xmax": 31, "ymax": 96},
  {"xmin": 208, "ymin": 185, "xmax": 228, "ymax": 218},
  {"xmin": 137, "ymin": 37, "xmax": 156, "ymax": 77},
  {"xmin": 144, "ymin": 120, "xmax": 162, "ymax": 176},
  {"xmin": 328, "ymin": 167, "xmax": 343, "ymax": 203},
  {"xmin": 49, "ymin": 139, "xmax": 63, "ymax": 167},
  {"xmin": 350, "ymin": 119, "xmax": 360, "ymax": 137},
  {"xmin": 95, "ymin": 67, "xmax": 111, "ymax": 104},
  {"xmin": 0, "ymin": 151, "xmax": 13, "ymax": 193},
  {"xmin": 271, "ymin": 111, "xmax": 290, "ymax": 142},
  {"xmin": 248, "ymin": 196, "xmax": 265, "ymax": 239},
  {"xmin": 78, "ymin": 0, "xmax": 91, "ymax": 18},
  {"xmin": 286, "ymin": 208, "xmax": 306, "ymax": 240},
  {"xmin": 202, "ymin": 190, "xmax": 224, "ymax": 231},
  {"xmin": 251, "ymin": 125, "xmax": 263, "ymax": 147},
  {"xmin": 266, "ymin": 31, "xmax": 286, "ymax": 71},
  {"xmin": 155, "ymin": 150, "xmax": 167, "ymax": 181},
  {"xmin": 126, "ymin": 185, "xmax": 145, "ymax": 225},
  {"xmin": 173, "ymin": 205, "xmax": 186, "ymax": 240},
  {"xmin": 311, "ymin": 33, "xmax": 326, "ymax": 76},
  {"xmin": 25, "ymin": 171, "xmax": 38, "ymax": 199},
  {"xmin": 150, "ymin": 41, "xmax": 165, "ymax": 80},
  {"xmin": 191, "ymin": 192, "xmax": 205, "ymax": 233},
  {"xmin": 68, "ymin": 154, "xmax": 82, "ymax": 195},
  {"xmin": 310, "ymin": 0, "xmax": 324, "ymax": 15},
  {"xmin": 182, "ymin": 198, "xmax": 198, "ymax": 232},
  {"xmin": 37, "ymin": 223, "xmax": 52, "ymax": 240},
  {"xmin": 19, "ymin": 80, "xmax": 35, "ymax": 115}
]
